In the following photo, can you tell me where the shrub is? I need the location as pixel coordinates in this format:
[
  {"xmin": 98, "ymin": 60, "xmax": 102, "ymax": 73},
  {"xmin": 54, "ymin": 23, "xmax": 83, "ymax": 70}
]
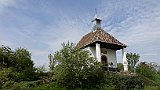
[
  {"xmin": 154, "ymin": 74, "xmax": 160, "ymax": 85},
  {"xmin": 138, "ymin": 75, "xmax": 158, "ymax": 86},
  {"xmin": 143, "ymin": 86, "xmax": 160, "ymax": 90},
  {"xmin": 104, "ymin": 73, "xmax": 144, "ymax": 90},
  {"xmin": 49, "ymin": 42, "xmax": 105, "ymax": 89},
  {"xmin": 0, "ymin": 68, "xmax": 11, "ymax": 89},
  {"xmin": 27, "ymin": 82, "xmax": 67, "ymax": 90},
  {"xmin": 117, "ymin": 63, "xmax": 123, "ymax": 71},
  {"xmin": 136, "ymin": 62, "xmax": 156, "ymax": 80},
  {"xmin": 8, "ymin": 81, "xmax": 39, "ymax": 90},
  {"xmin": 0, "ymin": 46, "xmax": 36, "ymax": 82},
  {"xmin": 126, "ymin": 53, "xmax": 140, "ymax": 72},
  {"xmin": 2, "ymin": 81, "xmax": 15, "ymax": 89}
]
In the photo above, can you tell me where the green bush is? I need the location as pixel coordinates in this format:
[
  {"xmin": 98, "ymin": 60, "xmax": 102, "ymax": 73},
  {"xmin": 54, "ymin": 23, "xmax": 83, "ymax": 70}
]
[
  {"xmin": 154, "ymin": 74, "xmax": 160, "ymax": 85},
  {"xmin": 49, "ymin": 42, "xmax": 105, "ymax": 89},
  {"xmin": 104, "ymin": 73, "xmax": 144, "ymax": 90},
  {"xmin": 143, "ymin": 86, "xmax": 160, "ymax": 90},
  {"xmin": 12, "ymin": 81, "xmax": 39, "ymax": 90},
  {"xmin": 136, "ymin": 62, "xmax": 156, "ymax": 80},
  {"xmin": 117, "ymin": 63, "xmax": 123, "ymax": 71},
  {"xmin": 1, "ymin": 81, "xmax": 39, "ymax": 90},
  {"xmin": 2, "ymin": 81, "xmax": 15, "ymax": 89},
  {"xmin": 138, "ymin": 75, "xmax": 158, "ymax": 86},
  {"xmin": 0, "ymin": 68, "xmax": 11, "ymax": 89},
  {"xmin": 0, "ymin": 46, "xmax": 36, "ymax": 82},
  {"xmin": 98, "ymin": 83, "xmax": 115, "ymax": 90},
  {"xmin": 27, "ymin": 82, "xmax": 66, "ymax": 90}
]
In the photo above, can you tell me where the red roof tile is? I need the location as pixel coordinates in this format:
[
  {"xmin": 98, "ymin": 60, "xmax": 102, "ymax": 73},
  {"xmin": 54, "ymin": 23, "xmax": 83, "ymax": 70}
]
[{"xmin": 76, "ymin": 29, "xmax": 126, "ymax": 49}]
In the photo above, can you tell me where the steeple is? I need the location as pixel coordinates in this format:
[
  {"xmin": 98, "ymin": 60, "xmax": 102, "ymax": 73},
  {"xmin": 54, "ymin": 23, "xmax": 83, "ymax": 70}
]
[{"xmin": 92, "ymin": 9, "xmax": 101, "ymax": 30}]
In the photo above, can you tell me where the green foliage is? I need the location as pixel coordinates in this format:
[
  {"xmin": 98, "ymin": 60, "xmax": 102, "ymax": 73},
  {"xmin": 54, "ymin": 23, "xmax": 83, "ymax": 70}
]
[
  {"xmin": 35, "ymin": 65, "xmax": 48, "ymax": 80},
  {"xmin": 49, "ymin": 42, "xmax": 105, "ymax": 89},
  {"xmin": 1, "ymin": 81, "xmax": 40, "ymax": 90},
  {"xmin": 104, "ymin": 73, "xmax": 144, "ymax": 90},
  {"xmin": 27, "ymin": 82, "xmax": 67, "ymax": 90},
  {"xmin": 2, "ymin": 81, "xmax": 15, "ymax": 89},
  {"xmin": 136, "ymin": 62, "xmax": 160, "ymax": 86},
  {"xmin": 1, "ymin": 45, "xmax": 160, "ymax": 90},
  {"xmin": 153, "ymin": 74, "xmax": 160, "ymax": 85},
  {"xmin": 138, "ymin": 75, "xmax": 158, "ymax": 86},
  {"xmin": 36, "ymin": 65, "xmax": 46, "ymax": 74},
  {"xmin": 99, "ymin": 84, "xmax": 115, "ymax": 90},
  {"xmin": 48, "ymin": 54, "xmax": 55, "ymax": 71},
  {"xmin": 9, "ymin": 48, "xmax": 35, "ymax": 81},
  {"xmin": 143, "ymin": 86, "xmax": 160, "ymax": 90},
  {"xmin": 136, "ymin": 62, "xmax": 156, "ymax": 80},
  {"xmin": 0, "ymin": 46, "xmax": 36, "ymax": 82},
  {"xmin": 0, "ymin": 46, "xmax": 13, "ymax": 69},
  {"xmin": 0, "ymin": 68, "xmax": 12, "ymax": 89},
  {"xmin": 126, "ymin": 52, "xmax": 140, "ymax": 72},
  {"xmin": 117, "ymin": 63, "xmax": 123, "ymax": 71}
]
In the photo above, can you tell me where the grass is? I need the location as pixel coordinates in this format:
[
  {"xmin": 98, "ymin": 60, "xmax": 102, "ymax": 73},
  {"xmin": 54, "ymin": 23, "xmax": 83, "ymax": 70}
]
[
  {"xmin": 143, "ymin": 86, "xmax": 160, "ymax": 90},
  {"xmin": 154, "ymin": 74, "xmax": 160, "ymax": 85},
  {"xmin": 1, "ymin": 73, "xmax": 160, "ymax": 90},
  {"xmin": 26, "ymin": 82, "xmax": 66, "ymax": 90}
]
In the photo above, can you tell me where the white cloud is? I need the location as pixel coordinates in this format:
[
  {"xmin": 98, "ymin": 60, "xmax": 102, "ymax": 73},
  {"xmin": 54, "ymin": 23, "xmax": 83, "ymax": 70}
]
[
  {"xmin": 100, "ymin": 0, "xmax": 160, "ymax": 64},
  {"xmin": 0, "ymin": 0, "xmax": 15, "ymax": 7},
  {"xmin": 41, "ymin": 14, "xmax": 92, "ymax": 51},
  {"xmin": 0, "ymin": 0, "xmax": 17, "ymax": 13},
  {"xmin": 0, "ymin": 0, "xmax": 160, "ymax": 68}
]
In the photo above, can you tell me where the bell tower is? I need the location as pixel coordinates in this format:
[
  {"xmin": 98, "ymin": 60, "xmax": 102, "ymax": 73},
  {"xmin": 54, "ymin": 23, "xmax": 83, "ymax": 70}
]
[
  {"xmin": 92, "ymin": 18, "xmax": 101, "ymax": 30},
  {"xmin": 92, "ymin": 9, "xmax": 102, "ymax": 30}
]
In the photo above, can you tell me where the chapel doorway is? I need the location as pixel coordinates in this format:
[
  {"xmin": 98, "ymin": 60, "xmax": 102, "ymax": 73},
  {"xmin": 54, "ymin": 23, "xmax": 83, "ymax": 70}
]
[{"xmin": 101, "ymin": 55, "xmax": 108, "ymax": 66}]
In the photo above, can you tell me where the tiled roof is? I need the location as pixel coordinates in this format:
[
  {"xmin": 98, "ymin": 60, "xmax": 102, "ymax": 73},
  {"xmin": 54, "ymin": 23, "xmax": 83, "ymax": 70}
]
[{"xmin": 76, "ymin": 29, "xmax": 126, "ymax": 49}]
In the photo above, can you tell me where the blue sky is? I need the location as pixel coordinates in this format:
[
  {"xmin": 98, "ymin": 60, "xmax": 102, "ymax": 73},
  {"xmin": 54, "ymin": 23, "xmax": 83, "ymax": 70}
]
[{"xmin": 0, "ymin": 0, "xmax": 160, "ymax": 68}]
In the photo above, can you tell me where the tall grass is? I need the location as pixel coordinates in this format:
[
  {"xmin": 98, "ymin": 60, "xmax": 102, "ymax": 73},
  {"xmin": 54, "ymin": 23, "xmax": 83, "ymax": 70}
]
[
  {"xmin": 26, "ymin": 82, "xmax": 66, "ymax": 90},
  {"xmin": 154, "ymin": 74, "xmax": 160, "ymax": 85},
  {"xmin": 143, "ymin": 86, "xmax": 160, "ymax": 90}
]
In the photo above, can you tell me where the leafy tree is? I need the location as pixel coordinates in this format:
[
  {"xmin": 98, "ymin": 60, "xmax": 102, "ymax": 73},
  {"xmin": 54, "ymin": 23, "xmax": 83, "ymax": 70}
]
[
  {"xmin": 149, "ymin": 62, "xmax": 159, "ymax": 72},
  {"xmin": 158, "ymin": 65, "xmax": 160, "ymax": 74},
  {"xmin": 0, "ymin": 46, "xmax": 36, "ymax": 81},
  {"xmin": 49, "ymin": 42, "xmax": 105, "ymax": 89},
  {"xmin": 36, "ymin": 65, "xmax": 46, "ymax": 74},
  {"xmin": 136, "ymin": 62, "xmax": 156, "ymax": 80},
  {"xmin": 126, "ymin": 52, "xmax": 140, "ymax": 72},
  {"xmin": 0, "ymin": 68, "xmax": 12, "ymax": 89},
  {"xmin": 13, "ymin": 48, "xmax": 33, "ymax": 72},
  {"xmin": 10, "ymin": 48, "xmax": 35, "ymax": 81},
  {"xmin": 48, "ymin": 54, "xmax": 55, "ymax": 71},
  {"xmin": 0, "ymin": 45, "xmax": 14, "ymax": 69},
  {"xmin": 35, "ymin": 65, "xmax": 48, "ymax": 80}
]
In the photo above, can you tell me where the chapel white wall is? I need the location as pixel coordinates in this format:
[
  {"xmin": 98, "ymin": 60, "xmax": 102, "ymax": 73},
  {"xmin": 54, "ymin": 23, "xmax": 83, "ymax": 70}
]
[
  {"xmin": 84, "ymin": 46, "xmax": 96, "ymax": 58},
  {"xmin": 105, "ymin": 49, "xmax": 117, "ymax": 68},
  {"xmin": 85, "ymin": 47, "xmax": 117, "ymax": 68}
]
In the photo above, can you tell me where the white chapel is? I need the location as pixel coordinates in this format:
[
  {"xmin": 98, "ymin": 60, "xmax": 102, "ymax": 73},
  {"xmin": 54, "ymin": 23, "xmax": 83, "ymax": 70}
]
[{"xmin": 76, "ymin": 17, "xmax": 128, "ymax": 72}]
